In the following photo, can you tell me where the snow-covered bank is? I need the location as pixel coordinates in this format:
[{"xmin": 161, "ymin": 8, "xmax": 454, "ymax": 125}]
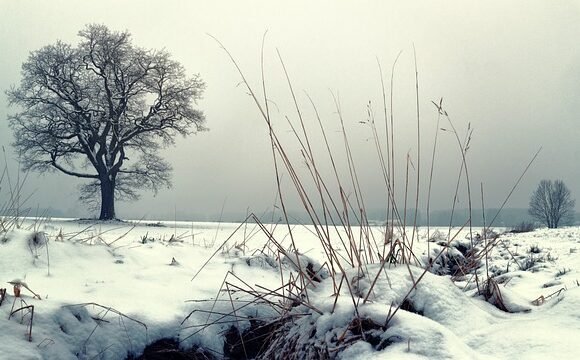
[{"xmin": 1, "ymin": 219, "xmax": 579, "ymax": 359}]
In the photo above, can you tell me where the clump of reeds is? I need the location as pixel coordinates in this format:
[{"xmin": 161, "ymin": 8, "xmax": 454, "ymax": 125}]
[{"xmin": 182, "ymin": 37, "xmax": 540, "ymax": 357}]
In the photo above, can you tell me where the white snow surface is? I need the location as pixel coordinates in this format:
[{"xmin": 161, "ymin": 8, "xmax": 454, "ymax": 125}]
[{"xmin": 0, "ymin": 219, "xmax": 579, "ymax": 359}]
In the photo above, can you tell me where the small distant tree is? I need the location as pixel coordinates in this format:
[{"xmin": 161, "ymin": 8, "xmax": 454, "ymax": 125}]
[
  {"xmin": 528, "ymin": 180, "xmax": 575, "ymax": 228},
  {"xmin": 6, "ymin": 24, "xmax": 206, "ymax": 220}
]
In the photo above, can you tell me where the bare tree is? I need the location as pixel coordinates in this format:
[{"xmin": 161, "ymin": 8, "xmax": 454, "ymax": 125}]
[
  {"xmin": 6, "ymin": 24, "xmax": 206, "ymax": 220},
  {"xmin": 528, "ymin": 180, "xmax": 575, "ymax": 228}
]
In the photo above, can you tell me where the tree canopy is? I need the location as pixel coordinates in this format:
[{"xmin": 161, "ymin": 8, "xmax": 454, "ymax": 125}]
[
  {"xmin": 528, "ymin": 179, "xmax": 575, "ymax": 228},
  {"xmin": 6, "ymin": 24, "xmax": 206, "ymax": 219}
]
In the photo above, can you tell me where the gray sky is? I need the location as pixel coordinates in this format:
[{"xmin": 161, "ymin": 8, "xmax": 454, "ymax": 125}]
[{"xmin": 1, "ymin": 0, "xmax": 579, "ymax": 220}]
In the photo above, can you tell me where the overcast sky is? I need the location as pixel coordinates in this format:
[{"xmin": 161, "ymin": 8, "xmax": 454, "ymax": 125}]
[{"xmin": 1, "ymin": 0, "xmax": 579, "ymax": 221}]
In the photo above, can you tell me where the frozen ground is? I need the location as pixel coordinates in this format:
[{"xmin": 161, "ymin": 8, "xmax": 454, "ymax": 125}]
[{"xmin": 0, "ymin": 218, "xmax": 579, "ymax": 359}]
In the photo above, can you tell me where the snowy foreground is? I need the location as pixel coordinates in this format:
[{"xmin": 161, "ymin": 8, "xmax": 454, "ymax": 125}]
[{"xmin": 1, "ymin": 218, "xmax": 579, "ymax": 359}]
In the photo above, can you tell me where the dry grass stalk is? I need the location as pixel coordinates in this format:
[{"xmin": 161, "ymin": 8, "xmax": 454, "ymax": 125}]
[{"xmin": 9, "ymin": 303, "xmax": 34, "ymax": 341}]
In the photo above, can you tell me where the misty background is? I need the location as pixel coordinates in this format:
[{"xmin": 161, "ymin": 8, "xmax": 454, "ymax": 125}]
[{"xmin": 1, "ymin": 0, "xmax": 579, "ymax": 225}]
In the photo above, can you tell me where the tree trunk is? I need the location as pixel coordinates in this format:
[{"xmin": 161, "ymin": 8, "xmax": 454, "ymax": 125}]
[{"xmin": 99, "ymin": 177, "xmax": 116, "ymax": 220}]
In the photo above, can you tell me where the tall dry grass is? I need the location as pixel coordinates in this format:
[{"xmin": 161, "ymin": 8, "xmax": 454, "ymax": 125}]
[{"xmin": 181, "ymin": 38, "xmax": 540, "ymax": 358}]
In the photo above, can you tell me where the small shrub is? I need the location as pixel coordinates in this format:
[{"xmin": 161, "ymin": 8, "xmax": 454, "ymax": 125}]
[
  {"xmin": 528, "ymin": 244, "xmax": 541, "ymax": 254},
  {"xmin": 520, "ymin": 255, "xmax": 541, "ymax": 271},
  {"xmin": 509, "ymin": 221, "xmax": 536, "ymax": 233}
]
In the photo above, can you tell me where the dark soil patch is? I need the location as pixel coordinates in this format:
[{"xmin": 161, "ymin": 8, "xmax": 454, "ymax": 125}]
[
  {"xmin": 453, "ymin": 242, "xmax": 471, "ymax": 257},
  {"xmin": 129, "ymin": 338, "xmax": 217, "ymax": 360},
  {"xmin": 399, "ymin": 298, "xmax": 424, "ymax": 316},
  {"xmin": 223, "ymin": 319, "xmax": 280, "ymax": 359}
]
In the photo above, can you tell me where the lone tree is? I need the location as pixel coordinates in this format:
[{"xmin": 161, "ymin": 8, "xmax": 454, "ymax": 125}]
[
  {"xmin": 6, "ymin": 24, "xmax": 206, "ymax": 220},
  {"xmin": 528, "ymin": 180, "xmax": 575, "ymax": 228}
]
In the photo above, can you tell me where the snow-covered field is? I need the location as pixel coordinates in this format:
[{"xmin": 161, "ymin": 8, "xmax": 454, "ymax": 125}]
[{"xmin": 1, "ymin": 218, "xmax": 579, "ymax": 359}]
